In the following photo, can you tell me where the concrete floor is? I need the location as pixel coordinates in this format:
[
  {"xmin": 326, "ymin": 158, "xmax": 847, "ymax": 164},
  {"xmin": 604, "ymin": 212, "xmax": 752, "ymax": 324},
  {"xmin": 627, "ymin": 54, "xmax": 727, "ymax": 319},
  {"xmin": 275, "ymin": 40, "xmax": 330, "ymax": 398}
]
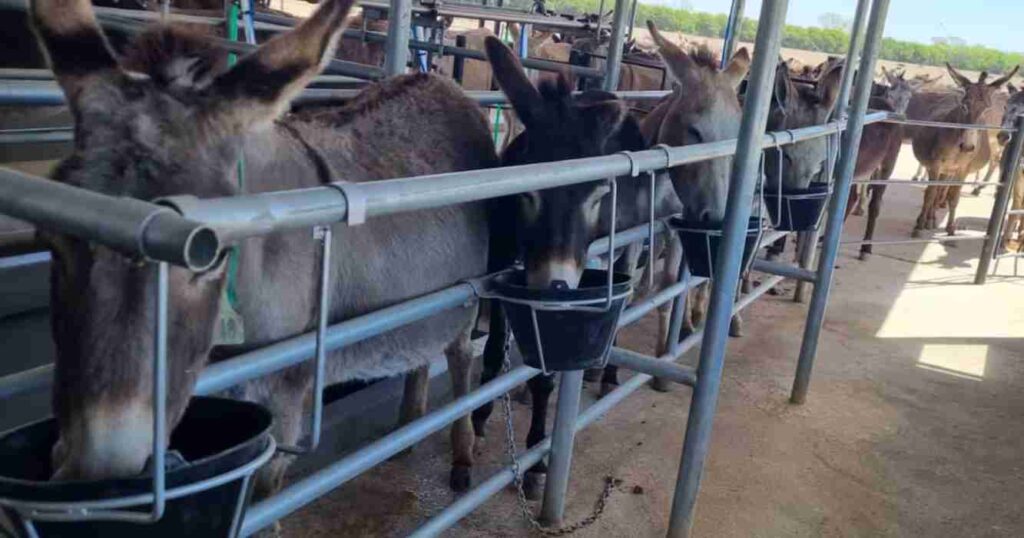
[{"xmin": 272, "ymin": 145, "xmax": 1024, "ymax": 537}]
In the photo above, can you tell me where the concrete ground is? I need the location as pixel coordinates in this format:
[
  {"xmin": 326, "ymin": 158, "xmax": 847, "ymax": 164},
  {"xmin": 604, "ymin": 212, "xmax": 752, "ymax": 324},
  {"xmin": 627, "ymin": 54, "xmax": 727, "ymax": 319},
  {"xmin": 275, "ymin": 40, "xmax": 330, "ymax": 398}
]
[{"xmin": 273, "ymin": 143, "xmax": 1024, "ymax": 537}]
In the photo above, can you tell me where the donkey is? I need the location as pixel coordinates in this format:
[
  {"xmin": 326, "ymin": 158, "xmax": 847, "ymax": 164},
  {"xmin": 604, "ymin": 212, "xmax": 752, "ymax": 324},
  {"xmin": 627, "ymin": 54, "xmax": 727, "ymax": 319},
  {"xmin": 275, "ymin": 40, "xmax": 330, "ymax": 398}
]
[
  {"xmin": 470, "ymin": 36, "xmax": 683, "ymax": 499},
  {"xmin": 640, "ymin": 22, "xmax": 750, "ymax": 345},
  {"xmin": 911, "ymin": 65, "xmax": 1018, "ymax": 237},
  {"xmin": 757, "ymin": 58, "xmax": 842, "ymax": 287},
  {"xmin": 997, "ymin": 88, "xmax": 1024, "ymax": 252},
  {"xmin": 32, "ymin": 0, "xmax": 500, "ymax": 499}
]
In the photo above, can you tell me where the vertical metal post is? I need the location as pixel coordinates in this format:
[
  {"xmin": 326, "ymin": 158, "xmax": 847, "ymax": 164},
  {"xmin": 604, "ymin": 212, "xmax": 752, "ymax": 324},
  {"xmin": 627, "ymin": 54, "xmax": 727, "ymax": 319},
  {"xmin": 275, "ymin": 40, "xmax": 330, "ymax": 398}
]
[
  {"xmin": 151, "ymin": 261, "xmax": 169, "ymax": 520},
  {"xmin": 625, "ymin": 0, "xmax": 639, "ymax": 40},
  {"xmin": 666, "ymin": 263, "xmax": 690, "ymax": 355},
  {"xmin": 453, "ymin": 35, "xmax": 467, "ymax": 84},
  {"xmin": 794, "ymin": 0, "xmax": 871, "ymax": 303},
  {"xmin": 539, "ymin": 370, "xmax": 585, "ymax": 526},
  {"xmin": 720, "ymin": 0, "xmax": 746, "ymax": 66},
  {"xmin": 976, "ymin": 115, "xmax": 1024, "ymax": 284},
  {"xmin": 384, "ymin": 0, "xmax": 412, "ymax": 77},
  {"xmin": 665, "ymin": 1, "xmax": 790, "ymax": 537},
  {"xmin": 602, "ymin": 0, "xmax": 631, "ymax": 92},
  {"xmin": 790, "ymin": 0, "xmax": 890, "ymax": 405}
]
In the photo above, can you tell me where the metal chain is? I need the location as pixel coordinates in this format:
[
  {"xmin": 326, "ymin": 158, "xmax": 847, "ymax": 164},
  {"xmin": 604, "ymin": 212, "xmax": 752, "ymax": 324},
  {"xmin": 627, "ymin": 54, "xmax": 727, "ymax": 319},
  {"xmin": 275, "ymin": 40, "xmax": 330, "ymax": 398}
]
[{"xmin": 498, "ymin": 318, "xmax": 616, "ymax": 536}]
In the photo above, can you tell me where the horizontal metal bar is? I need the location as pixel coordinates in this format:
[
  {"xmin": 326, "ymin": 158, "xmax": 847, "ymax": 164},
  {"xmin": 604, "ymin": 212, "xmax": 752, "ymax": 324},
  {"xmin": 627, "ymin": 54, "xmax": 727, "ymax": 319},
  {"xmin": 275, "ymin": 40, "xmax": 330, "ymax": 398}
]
[
  {"xmin": 674, "ymin": 275, "xmax": 786, "ymax": 360},
  {"xmin": 0, "ymin": 364, "xmax": 52, "ymax": 401},
  {"xmin": 751, "ymin": 258, "xmax": 817, "ymax": 283},
  {"xmin": 882, "ymin": 116, "xmax": 1012, "ymax": 132},
  {"xmin": 840, "ymin": 234, "xmax": 987, "ymax": 246},
  {"xmin": 0, "ymin": 165, "xmax": 218, "ymax": 270},
  {"xmin": 587, "ymin": 220, "xmax": 668, "ymax": 258},
  {"xmin": 0, "ymin": 127, "xmax": 72, "ymax": 145},
  {"xmin": 359, "ymin": 0, "xmax": 594, "ymax": 30},
  {"xmin": 607, "ymin": 347, "xmax": 696, "ymax": 385},
  {"xmin": 197, "ymin": 283, "xmax": 476, "ymax": 395},
  {"xmin": 852, "ymin": 178, "xmax": 1006, "ymax": 187},
  {"xmin": 167, "ymin": 113, "xmax": 888, "ymax": 243},
  {"xmin": 239, "ymin": 364, "xmax": 539, "ymax": 536},
  {"xmin": 0, "ymin": 229, "xmax": 42, "ymax": 257},
  {"xmin": 0, "ymin": 69, "xmax": 53, "ymax": 81},
  {"xmin": 618, "ymin": 276, "xmax": 706, "ymax": 326},
  {"xmin": 1005, "ymin": 209, "xmax": 1024, "ymax": 216}
]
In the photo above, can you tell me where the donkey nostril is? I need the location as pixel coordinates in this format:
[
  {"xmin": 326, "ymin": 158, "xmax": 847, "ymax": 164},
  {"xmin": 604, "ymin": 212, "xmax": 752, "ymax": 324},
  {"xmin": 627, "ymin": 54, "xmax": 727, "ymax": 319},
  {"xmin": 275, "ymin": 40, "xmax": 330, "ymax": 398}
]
[{"xmin": 960, "ymin": 143, "xmax": 976, "ymax": 152}]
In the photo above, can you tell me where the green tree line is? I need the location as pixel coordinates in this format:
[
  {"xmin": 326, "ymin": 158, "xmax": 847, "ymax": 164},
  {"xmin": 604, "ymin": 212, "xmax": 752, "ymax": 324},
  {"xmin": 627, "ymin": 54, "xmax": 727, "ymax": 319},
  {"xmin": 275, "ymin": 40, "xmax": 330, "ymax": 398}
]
[{"xmin": 544, "ymin": 0, "xmax": 1024, "ymax": 74}]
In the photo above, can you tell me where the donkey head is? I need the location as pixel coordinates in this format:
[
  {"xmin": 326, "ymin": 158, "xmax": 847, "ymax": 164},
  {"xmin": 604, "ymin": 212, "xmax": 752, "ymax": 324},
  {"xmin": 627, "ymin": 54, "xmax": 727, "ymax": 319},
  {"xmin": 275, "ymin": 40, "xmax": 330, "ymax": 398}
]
[
  {"xmin": 645, "ymin": 21, "xmax": 749, "ymax": 223},
  {"xmin": 998, "ymin": 85, "xmax": 1024, "ymax": 145},
  {"xmin": 879, "ymin": 66, "xmax": 920, "ymax": 115},
  {"xmin": 33, "ymin": 0, "xmax": 357, "ymax": 480},
  {"xmin": 485, "ymin": 37, "xmax": 643, "ymax": 289},
  {"xmin": 764, "ymin": 59, "xmax": 843, "ymax": 190},
  {"xmin": 947, "ymin": 63, "xmax": 1019, "ymax": 152}
]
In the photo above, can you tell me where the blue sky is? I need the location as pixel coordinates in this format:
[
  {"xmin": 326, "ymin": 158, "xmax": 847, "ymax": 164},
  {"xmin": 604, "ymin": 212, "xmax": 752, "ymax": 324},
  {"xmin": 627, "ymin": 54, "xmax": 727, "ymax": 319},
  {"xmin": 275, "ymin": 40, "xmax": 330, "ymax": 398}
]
[{"xmin": 643, "ymin": 0, "xmax": 1024, "ymax": 53}]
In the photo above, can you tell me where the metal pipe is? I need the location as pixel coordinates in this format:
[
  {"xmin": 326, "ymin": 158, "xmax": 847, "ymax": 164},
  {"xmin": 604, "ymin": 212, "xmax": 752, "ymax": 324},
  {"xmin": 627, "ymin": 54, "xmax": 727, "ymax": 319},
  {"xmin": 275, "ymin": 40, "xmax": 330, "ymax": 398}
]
[
  {"xmin": 239, "ymin": 364, "xmax": 539, "ymax": 536},
  {"xmin": 607, "ymin": 347, "xmax": 696, "ymax": 385},
  {"xmin": 721, "ymin": 0, "xmax": 746, "ymax": 65},
  {"xmin": 977, "ymin": 115, "xmax": 1024, "ymax": 284},
  {"xmin": 0, "ymin": 166, "xmax": 218, "ymax": 271},
  {"xmin": 841, "ymin": 235, "xmax": 986, "ymax": 246},
  {"xmin": 359, "ymin": 0, "xmax": 593, "ymax": 30},
  {"xmin": 666, "ymin": 1, "xmax": 790, "ymax": 536},
  {"xmin": 881, "ymin": 117, "xmax": 1012, "ymax": 131},
  {"xmin": 602, "ymin": 0, "xmax": 631, "ymax": 92},
  {"xmin": 453, "ymin": 35, "xmax": 467, "ymax": 84},
  {"xmin": 0, "ymin": 128, "xmax": 73, "ymax": 145},
  {"xmin": 384, "ymin": 0, "xmax": 413, "ymax": 77},
  {"xmin": 162, "ymin": 117, "xmax": 883, "ymax": 243},
  {"xmin": 750, "ymin": 258, "xmax": 817, "ymax": 283},
  {"xmin": 853, "ymin": 179, "xmax": 1005, "ymax": 187},
  {"xmin": 539, "ymin": 370, "xmax": 585, "ymax": 526},
  {"xmin": 618, "ymin": 275, "xmax": 705, "ymax": 326},
  {"xmin": 790, "ymin": 0, "xmax": 891, "ymax": 406}
]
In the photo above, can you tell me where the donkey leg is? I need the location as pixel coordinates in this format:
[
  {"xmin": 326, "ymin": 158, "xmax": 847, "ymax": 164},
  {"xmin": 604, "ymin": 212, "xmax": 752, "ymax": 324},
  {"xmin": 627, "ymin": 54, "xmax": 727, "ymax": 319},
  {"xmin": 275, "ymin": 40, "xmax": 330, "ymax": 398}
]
[
  {"xmin": 251, "ymin": 381, "xmax": 306, "ymax": 501},
  {"xmin": 944, "ymin": 185, "xmax": 963, "ymax": 237},
  {"xmin": 393, "ymin": 365, "xmax": 430, "ymax": 458},
  {"xmin": 852, "ymin": 184, "xmax": 867, "ymax": 216},
  {"xmin": 523, "ymin": 373, "xmax": 556, "ymax": 500},
  {"xmin": 861, "ymin": 185, "xmax": 886, "ymax": 260},
  {"xmin": 471, "ymin": 299, "xmax": 506, "ymax": 439},
  {"xmin": 650, "ymin": 236, "xmax": 683, "ymax": 393},
  {"xmin": 445, "ymin": 325, "xmax": 477, "ymax": 492},
  {"xmin": 913, "ymin": 185, "xmax": 936, "ymax": 237}
]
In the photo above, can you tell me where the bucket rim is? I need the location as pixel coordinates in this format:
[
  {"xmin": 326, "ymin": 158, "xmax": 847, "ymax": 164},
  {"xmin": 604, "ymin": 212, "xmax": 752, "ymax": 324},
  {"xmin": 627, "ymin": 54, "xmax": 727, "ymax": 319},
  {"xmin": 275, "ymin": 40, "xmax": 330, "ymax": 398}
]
[
  {"xmin": 669, "ymin": 216, "xmax": 763, "ymax": 235},
  {"xmin": 490, "ymin": 269, "xmax": 633, "ymax": 305}
]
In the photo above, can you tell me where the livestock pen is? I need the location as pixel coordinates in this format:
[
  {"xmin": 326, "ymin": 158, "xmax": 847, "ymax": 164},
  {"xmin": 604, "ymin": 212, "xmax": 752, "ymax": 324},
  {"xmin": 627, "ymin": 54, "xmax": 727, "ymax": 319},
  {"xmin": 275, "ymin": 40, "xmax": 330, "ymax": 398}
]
[{"xmin": 0, "ymin": 0, "xmax": 1022, "ymax": 537}]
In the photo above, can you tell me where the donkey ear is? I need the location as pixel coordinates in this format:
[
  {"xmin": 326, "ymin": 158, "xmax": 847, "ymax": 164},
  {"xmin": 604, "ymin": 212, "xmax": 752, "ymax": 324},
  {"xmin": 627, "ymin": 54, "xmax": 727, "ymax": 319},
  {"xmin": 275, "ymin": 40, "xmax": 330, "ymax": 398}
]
[
  {"xmin": 772, "ymin": 61, "xmax": 792, "ymax": 109},
  {"xmin": 205, "ymin": 0, "xmax": 356, "ymax": 131},
  {"xmin": 946, "ymin": 63, "xmax": 973, "ymax": 88},
  {"xmin": 484, "ymin": 36, "xmax": 545, "ymax": 128},
  {"xmin": 817, "ymin": 61, "xmax": 844, "ymax": 114},
  {"xmin": 646, "ymin": 21, "xmax": 698, "ymax": 88},
  {"xmin": 30, "ymin": 0, "xmax": 122, "ymax": 105},
  {"xmin": 722, "ymin": 47, "xmax": 750, "ymax": 89},
  {"xmin": 989, "ymin": 66, "xmax": 1020, "ymax": 89},
  {"xmin": 581, "ymin": 100, "xmax": 627, "ymax": 152},
  {"xmin": 1009, "ymin": 83, "xmax": 1019, "ymax": 95}
]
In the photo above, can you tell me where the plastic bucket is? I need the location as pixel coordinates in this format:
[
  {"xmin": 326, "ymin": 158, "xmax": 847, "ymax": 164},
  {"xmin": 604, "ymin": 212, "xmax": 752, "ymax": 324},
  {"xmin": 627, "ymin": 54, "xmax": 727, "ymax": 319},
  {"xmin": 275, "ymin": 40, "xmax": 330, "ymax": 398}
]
[
  {"xmin": 672, "ymin": 217, "xmax": 763, "ymax": 279},
  {"xmin": 763, "ymin": 183, "xmax": 829, "ymax": 231},
  {"xmin": 0, "ymin": 397, "xmax": 273, "ymax": 538},
  {"xmin": 492, "ymin": 269, "xmax": 632, "ymax": 372}
]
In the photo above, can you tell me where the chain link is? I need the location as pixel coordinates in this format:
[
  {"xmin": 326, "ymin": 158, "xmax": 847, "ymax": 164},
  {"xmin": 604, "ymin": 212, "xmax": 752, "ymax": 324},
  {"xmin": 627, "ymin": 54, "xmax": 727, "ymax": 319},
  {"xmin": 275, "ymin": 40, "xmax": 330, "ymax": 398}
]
[{"xmin": 497, "ymin": 318, "xmax": 616, "ymax": 536}]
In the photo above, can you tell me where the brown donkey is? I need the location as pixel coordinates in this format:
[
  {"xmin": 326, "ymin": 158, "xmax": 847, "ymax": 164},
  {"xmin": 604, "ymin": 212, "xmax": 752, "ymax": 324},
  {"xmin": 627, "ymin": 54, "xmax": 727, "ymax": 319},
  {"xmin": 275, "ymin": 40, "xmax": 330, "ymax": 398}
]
[
  {"xmin": 32, "ymin": 0, "xmax": 499, "ymax": 499},
  {"xmin": 641, "ymin": 21, "xmax": 750, "ymax": 344},
  {"xmin": 911, "ymin": 64, "xmax": 1018, "ymax": 237}
]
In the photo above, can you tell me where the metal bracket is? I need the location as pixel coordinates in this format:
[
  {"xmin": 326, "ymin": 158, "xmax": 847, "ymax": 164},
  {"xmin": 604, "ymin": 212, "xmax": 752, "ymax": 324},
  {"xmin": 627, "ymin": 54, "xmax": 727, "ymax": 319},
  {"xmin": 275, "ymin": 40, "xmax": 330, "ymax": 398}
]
[{"xmin": 329, "ymin": 181, "xmax": 368, "ymax": 226}]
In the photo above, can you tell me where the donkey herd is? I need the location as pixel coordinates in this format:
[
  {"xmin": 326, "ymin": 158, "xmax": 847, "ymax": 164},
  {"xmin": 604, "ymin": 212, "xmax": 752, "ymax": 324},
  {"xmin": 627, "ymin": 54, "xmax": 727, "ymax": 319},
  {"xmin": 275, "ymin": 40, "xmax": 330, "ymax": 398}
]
[{"xmin": 4, "ymin": 0, "xmax": 1024, "ymax": 530}]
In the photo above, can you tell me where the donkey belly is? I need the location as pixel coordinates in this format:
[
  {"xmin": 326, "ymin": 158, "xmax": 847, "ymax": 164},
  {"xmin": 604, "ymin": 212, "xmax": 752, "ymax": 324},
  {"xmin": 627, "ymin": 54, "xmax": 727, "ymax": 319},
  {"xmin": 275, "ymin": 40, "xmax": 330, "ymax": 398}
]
[{"xmin": 324, "ymin": 203, "xmax": 487, "ymax": 384}]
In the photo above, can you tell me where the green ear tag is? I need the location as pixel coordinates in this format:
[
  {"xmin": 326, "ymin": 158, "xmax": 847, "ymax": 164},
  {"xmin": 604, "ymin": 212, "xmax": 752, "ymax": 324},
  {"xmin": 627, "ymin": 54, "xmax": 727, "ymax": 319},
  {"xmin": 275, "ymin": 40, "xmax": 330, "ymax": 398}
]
[{"xmin": 214, "ymin": 287, "xmax": 245, "ymax": 346}]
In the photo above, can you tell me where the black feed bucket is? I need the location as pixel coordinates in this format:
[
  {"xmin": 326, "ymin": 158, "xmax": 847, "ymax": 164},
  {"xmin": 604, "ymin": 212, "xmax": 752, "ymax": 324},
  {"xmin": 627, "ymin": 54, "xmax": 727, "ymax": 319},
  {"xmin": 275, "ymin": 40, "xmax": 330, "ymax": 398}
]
[
  {"xmin": 0, "ymin": 397, "xmax": 273, "ymax": 538},
  {"xmin": 672, "ymin": 216, "xmax": 763, "ymax": 279},
  {"xmin": 763, "ymin": 183, "xmax": 830, "ymax": 231},
  {"xmin": 492, "ymin": 269, "xmax": 632, "ymax": 373}
]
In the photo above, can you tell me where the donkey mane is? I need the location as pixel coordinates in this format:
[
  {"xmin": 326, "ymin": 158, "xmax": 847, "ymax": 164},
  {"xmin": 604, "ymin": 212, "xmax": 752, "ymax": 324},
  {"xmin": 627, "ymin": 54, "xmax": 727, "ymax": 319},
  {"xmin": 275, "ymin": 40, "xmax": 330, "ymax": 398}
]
[{"xmin": 686, "ymin": 44, "xmax": 719, "ymax": 69}]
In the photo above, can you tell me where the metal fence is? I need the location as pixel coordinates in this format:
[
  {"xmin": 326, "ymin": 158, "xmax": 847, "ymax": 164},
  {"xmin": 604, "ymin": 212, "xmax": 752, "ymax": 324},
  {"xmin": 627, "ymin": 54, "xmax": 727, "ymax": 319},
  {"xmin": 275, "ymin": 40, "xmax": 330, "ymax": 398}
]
[{"xmin": 1, "ymin": 0, "xmax": 1022, "ymax": 536}]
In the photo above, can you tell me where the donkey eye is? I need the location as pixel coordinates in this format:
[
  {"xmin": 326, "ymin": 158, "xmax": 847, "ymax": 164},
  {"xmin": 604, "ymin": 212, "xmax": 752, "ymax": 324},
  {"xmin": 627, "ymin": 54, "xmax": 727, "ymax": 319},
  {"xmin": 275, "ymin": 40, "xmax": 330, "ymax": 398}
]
[{"xmin": 687, "ymin": 126, "xmax": 704, "ymax": 142}]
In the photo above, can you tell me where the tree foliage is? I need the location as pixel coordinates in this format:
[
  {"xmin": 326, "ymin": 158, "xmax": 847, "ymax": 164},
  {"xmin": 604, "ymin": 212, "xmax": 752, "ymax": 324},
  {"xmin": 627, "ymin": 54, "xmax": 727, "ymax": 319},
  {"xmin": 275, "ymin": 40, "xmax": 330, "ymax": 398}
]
[{"xmin": 545, "ymin": 0, "xmax": 1023, "ymax": 74}]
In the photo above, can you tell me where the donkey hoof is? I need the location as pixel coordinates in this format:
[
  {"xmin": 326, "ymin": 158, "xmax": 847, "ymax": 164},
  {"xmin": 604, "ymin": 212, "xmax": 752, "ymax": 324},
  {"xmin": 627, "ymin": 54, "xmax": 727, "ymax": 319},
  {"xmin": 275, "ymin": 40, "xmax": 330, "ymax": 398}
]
[
  {"xmin": 911, "ymin": 229, "xmax": 922, "ymax": 239},
  {"xmin": 649, "ymin": 377, "xmax": 674, "ymax": 393},
  {"xmin": 582, "ymin": 368, "xmax": 603, "ymax": 383},
  {"xmin": 852, "ymin": 207, "xmax": 865, "ymax": 216},
  {"xmin": 729, "ymin": 319, "xmax": 743, "ymax": 338},
  {"xmin": 599, "ymin": 381, "xmax": 619, "ymax": 398},
  {"xmin": 523, "ymin": 471, "xmax": 546, "ymax": 501},
  {"xmin": 858, "ymin": 251, "xmax": 871, "ymax": 261},
  {"xmin": 450, "ymin": 464, "xmax": 472, "ymax": 492},
  {"xmin": 767, "ymin": 285, "xmax": 783, "ymax": 296}
]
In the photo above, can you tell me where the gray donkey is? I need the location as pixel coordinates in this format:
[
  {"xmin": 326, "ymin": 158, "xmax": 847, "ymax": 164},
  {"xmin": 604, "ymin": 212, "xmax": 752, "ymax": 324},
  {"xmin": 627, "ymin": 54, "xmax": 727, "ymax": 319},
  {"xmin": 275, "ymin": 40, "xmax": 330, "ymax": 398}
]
[{"xmin": 32, "ymin": 0, "xmax": 498, "ymax": 500}]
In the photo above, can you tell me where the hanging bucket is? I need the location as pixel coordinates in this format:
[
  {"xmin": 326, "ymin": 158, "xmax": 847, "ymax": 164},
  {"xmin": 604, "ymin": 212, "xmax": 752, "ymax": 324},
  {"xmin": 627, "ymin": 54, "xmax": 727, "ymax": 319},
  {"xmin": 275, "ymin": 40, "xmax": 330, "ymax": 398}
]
[
  {"xmin": 491, "ymin": 269, "xmax": 632, "ymax": 373},
  {"xmin": 764, "ymin": 183, "xmax": 830, "ymax": 231},
  {"xmin": 672, "ymin": 216, "xmax": 763, "ymax": 279},
  {"xmin": 0, "ymin": 397, "xmax": 274, "ymax": 538}
]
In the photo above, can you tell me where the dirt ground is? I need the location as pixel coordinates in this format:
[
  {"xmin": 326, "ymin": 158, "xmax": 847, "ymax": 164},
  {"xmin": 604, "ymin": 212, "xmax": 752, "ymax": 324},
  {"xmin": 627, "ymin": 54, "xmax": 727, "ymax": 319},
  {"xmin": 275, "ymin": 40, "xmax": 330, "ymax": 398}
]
[{"xmin": 274, "ymin": 141, "xmax": 1024, "ymax": 538}]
